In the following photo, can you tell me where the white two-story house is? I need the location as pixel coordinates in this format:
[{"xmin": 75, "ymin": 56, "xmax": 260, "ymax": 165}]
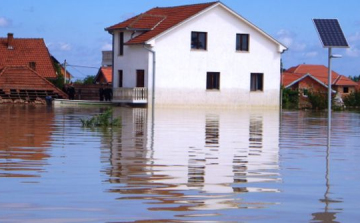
[{"xmin": 105, "ymin": 1, "xmax": 287, "ymax": 108}]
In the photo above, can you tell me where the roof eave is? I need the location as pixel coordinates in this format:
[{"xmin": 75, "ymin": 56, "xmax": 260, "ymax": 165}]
[
  {"xmin": 143, "ymin": 2, "xmax": 220, "ymax": 45},
  {"xmin": 143, "ymin": 2, "xmax": 287, "ymax": 52},
  {"xmin": 219, "ymin": 2, "xmax": 287, "ymax": 52},
  {"xmin": 105, "ymin": 27, "xmax": 151, "ymax": 34}
]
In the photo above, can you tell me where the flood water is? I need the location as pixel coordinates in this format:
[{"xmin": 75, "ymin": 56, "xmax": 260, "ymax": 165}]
[{"xmin": 0, "ymin": 104, "xmax": 359, "ymax": 223}]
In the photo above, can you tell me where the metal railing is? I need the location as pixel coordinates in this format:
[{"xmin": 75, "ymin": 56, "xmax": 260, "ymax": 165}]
[{"xmin": 114, "ymin": 87, "xmax": 148, "ymax": 103}]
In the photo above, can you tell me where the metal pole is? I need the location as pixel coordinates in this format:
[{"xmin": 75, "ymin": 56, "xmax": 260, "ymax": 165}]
[
  {"xmin": 327, "ymin": 48, "xmax": 332, "ymax": 147},
  {"xmin": 64, "ymin": 59, "xmax": 67, "ymax": 85}
]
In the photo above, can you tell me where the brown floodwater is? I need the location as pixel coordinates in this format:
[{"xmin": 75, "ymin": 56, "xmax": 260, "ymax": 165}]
[{"xmin": 0, "ymin": 104, "xmax": 359, "ymax": 222}]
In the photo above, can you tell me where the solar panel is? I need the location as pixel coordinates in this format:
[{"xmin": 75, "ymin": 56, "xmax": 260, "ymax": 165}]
[{"xmin": 313, "ymin": 19, "xmax": 349, "ymax": 48}]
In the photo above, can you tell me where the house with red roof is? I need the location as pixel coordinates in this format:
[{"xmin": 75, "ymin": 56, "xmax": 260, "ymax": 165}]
[
  {"xmin": 0, "ymin": 33, "xmax": 67, "ymax": 102},
  {"xmin": 283, "ymin": 64, "xmax": 358, "ymax": 98},
  {"xmin": 105, "ymin": 2, "xmax": 287, "ymax": 107},
  {"xmin": 94, "ymin": 66, "xmax": 113, "ymax": 84}
]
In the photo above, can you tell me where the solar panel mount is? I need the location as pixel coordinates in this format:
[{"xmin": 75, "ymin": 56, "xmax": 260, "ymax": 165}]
[{"xmin": 313, "ymin": 19, "xmax": 349, "ymax": 48}]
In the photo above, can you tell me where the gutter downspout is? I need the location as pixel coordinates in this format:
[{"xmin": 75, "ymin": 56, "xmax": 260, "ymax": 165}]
[
  {"xmin": 143, "ymin": 44, "xmax": 156, "ymax": 156},
  {"xmin": 112, "ymin": 33, "xmax": 115, "ymax": 90},
  {"xmin": 143, "ymin": 45, "xmax": 156, "ymax": 109}
]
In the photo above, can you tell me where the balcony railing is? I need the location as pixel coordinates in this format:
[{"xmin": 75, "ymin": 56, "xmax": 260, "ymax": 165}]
[{"xmin": 113, "ymin": 87, "xmax": 148, "ymax": 103}]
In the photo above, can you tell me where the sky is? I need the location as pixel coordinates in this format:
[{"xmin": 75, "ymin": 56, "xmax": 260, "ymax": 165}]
[{"xmin": 1, "ymin": 0, "xmax": 360, "ymax": 80}]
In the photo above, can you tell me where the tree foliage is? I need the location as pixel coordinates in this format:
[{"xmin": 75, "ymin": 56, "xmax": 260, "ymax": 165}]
[
  {"xmin": 282, "ymin": 87, "xmax": 299, "ymax": 109},
  {"xmin": 349, "ymin": 75, "xmax": 360, "ymax": 82},
  {"xmin": 307, "ymin": 92, "xmax": 328, "ymax": 110},
  {"xmin": 343, "ymin": 91, "xmax": 360, "ymax": 107},
  {"xmin": 49, "ymin": 62, "xmax": 65, "ymax": 90}
]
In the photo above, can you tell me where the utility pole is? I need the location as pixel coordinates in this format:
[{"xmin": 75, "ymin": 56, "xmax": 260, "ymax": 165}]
[{"xmin": 64, "ymin": 59, "xmax": 67, "ymax": 84}]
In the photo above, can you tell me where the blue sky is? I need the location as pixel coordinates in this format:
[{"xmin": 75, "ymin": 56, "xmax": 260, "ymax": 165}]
[{"xmin": 1, "ymin": 0, "xmax": 359, "ymax": 80}]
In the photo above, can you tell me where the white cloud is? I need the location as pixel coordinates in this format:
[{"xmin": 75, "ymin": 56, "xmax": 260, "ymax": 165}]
[
  {"xmin": 346, "ymin": 46, "xmax": 360, "ymax": 57},
  {"xmin": 348, "ymin": 32, "xmax": 360, "ymax": 42},
  {"xmin": 47, "ymin": 42, "xmax": 72, "ymax": 51},
  {"xmin": 277, "ymin": 29, "xmax": 306, "ymax": 51},
  {"xmin": 60, "ymin": 43, "xmax": 71, "ymax": 51},
  {"xmin": 303, "ymin": 51, "xmax": 318, "ymax": 58},
  {"xmin": 0, "ymin": 17, "xmax": 11, "ymax": 27},
  {"xmin": 101, "ymin": 43, "xmax": 112, "ymax": 51}
]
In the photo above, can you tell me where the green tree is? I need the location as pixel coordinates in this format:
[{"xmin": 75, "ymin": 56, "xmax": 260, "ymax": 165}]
[
  {"xmin": 49, "ymin": 62, "xmax": 65, "ymax": 90},
  {"xmin": 83, "ymin": 75, "xmax": 96, "ymax": 84},
  {"xmin": 349, "ymin": 75, "xmax": 360, "ymax": 82}
]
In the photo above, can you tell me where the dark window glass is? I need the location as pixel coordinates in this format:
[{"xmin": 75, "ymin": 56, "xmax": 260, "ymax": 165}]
[
  {"xmin": 207, "ymin": 72, "xmax": 220, "ymax": 90},
  {"xmin": 119, "ymin": 32, "xmax": 124, "ymax": 56},
  {"xmin": 29, "ymin": 62, "xmax": 36, "ymax": 71},
  {"xmin": 136, "ymin": 70, "xmax": 145, "ymax": 87},
  {"xmin": 191, "ymin": 32, "xmax": 207, "ymax": 50},
  {"xmin": 236, "ymin": 34, "xmax": 249, "ymax": 51},
  {"xmin": 118, "ymin": 70, "xmax": 123, "ymax": 87},
  {"xmin": 250, "ymin": 73, "xmax": 263, "ymax": 91},
  {"xmin": 343, "ymin": 87, "xmax": 349, "ymax": 93}
]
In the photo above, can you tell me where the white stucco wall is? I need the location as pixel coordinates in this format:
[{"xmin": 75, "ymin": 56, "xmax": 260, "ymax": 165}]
[
  {"xmin": 112, "ymin": 5, "xmax": 285, "ymax": 108},
  {"xmin": 112, "ymin": 31, "xmax": 149, "ymax": 88}
]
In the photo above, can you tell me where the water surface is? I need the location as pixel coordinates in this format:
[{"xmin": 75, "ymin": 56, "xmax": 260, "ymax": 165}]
[{"xmin": 0, "ymin": 105, "xmax": 359, "ymax": 222}]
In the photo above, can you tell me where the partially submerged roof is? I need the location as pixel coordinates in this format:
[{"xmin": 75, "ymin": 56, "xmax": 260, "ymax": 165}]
[
  {"xmin": 286, "ymin": 64, "xmax": 358, "ymax": 86},
  {"xmin": 0, "ymin": 34, "xmax": 57, "ymax": 79},
  {"xmin": 282, "ymin": 72, "xmax": 330, "ymax": 90},
  {"xmin": 0, "ymin": 66, "xmax": 67, "ymax": 99},
  {"xmin": 105, "ymin": 2, "xmax": 287, "ymax": 51}
]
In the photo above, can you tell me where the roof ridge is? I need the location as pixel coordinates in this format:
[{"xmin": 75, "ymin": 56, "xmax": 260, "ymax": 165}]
[
  {"xmin": 154, "ymin": 1, "xmax": 218, "ymax": 9},
  {"xmin": 0, "ymin": 37, "xmax": 44, "ymax": 40}
]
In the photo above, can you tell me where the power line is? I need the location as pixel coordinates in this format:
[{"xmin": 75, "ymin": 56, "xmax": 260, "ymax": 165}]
[{"xmin": 66, "ymin": 64, "xmax": 99, "ymax": 69}]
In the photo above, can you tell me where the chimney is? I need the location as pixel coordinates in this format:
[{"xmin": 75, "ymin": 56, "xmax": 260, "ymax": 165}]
[{"xmin": 7, "ymin": 33, "xmax": 14, "ymax": 50}]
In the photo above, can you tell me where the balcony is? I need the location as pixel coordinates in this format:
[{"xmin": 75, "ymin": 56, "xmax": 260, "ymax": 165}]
[{"xmin": 113, "ymin": 87, "xmax": 148, "ymax": 104}]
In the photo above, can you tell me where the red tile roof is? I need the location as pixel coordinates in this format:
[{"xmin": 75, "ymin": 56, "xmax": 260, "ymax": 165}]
[
  {"xmin": 282, "ymin": 71, "xmax": 329, "ymax": 89},
  {"xmin": 282, "ymin": 72, "xmax": 305, "ymax": 87},
  {"xmin": 0, "ymin": 34, "xmax": 57, "ymax": 79},
  {"xmin": 105, "ymin": 2, "xmax": 218, "ymax": 45},
  {"xmin": 99, "ymin": 67, "xmax": 112, "ymax": 83},
  {"xmin": 0, "ymin": 66, "xmax": 67, "ymax": 99},
  {"xmin": 286, "ymin": 64, "xmax": 358, "ymax": 86}
]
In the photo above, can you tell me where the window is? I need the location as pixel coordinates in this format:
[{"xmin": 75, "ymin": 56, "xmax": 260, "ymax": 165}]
[
  {"xmin": 302, "ymin": 88, "xmax": 309, "ymax": 97},
  {"xmin": 207, "ymin": 72, "xmax": 220, "ymax": 90},
  {"xmin": 343, "ymin": 87, "xmax": 349, "ymax": 93},
  {"xmin": 191, "ymin": 32, "xmax": 207, "ymax": 50},
  {"xmin": 136, "ymin": 70, "xmax": 145, "ymax": 87},
  {"xmin": 119, "ymin": 32, "xmax": 124, "ymax": 56},
  {"xmin": 250, "ymin": 73, "xmax": 263, "ymax": 91},
  {"xmin": 236, "ymin": 34, "xmax": 249, "ymax": 51},
  {"xmin": 118, "ymin": 70, "xmax": 123, "ymax": 87},
  {"xmin": 29, "ymin": 62, "xmax": 36, "ymax": 71}
]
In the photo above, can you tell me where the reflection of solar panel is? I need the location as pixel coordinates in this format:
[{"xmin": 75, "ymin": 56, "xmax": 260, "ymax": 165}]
[{"xmin": 313, "ymin": 19, "xmax": 349, "ymax": 48}]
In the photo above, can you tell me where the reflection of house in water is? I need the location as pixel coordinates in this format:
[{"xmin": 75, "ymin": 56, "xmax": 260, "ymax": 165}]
[
  {"xmin": 104, "ymin": 108, "xmax": 280, "ymax": 211},
  {"xmin": 104, "ymin": 108, "xmax": 148, "ymax": 185},
  {"xmin": 0, "ymin": 105, "xmax": 53, "ymax": 177}
]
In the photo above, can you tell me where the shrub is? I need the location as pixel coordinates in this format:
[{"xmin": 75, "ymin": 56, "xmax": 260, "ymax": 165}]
[
  {"xmin": 282, "ymin": 88, "xmax": 299, "ymax": 109},
  {"xmin": 344, "ymin": 91, "xmax": 360, "ymax": 107},
  {"xmin": 307, "ymin": 92, "xmax": 328, "ymax": 110},
  {"xmin": 80, "ymin": 108, "xmax": 121, "ymax": 128}
]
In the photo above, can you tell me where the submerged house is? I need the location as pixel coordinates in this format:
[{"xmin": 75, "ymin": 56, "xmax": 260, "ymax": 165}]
[
  {"xmin": 0, "ymin": 33, "xmax": 67, "ymax": 102},
  {"xmin": 283, "ymin": 64, "xmax": 358, "ymax": 98},
  {"xmin": 105, "ymin": 2, "xmax": 287, "ymax": 107}
]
